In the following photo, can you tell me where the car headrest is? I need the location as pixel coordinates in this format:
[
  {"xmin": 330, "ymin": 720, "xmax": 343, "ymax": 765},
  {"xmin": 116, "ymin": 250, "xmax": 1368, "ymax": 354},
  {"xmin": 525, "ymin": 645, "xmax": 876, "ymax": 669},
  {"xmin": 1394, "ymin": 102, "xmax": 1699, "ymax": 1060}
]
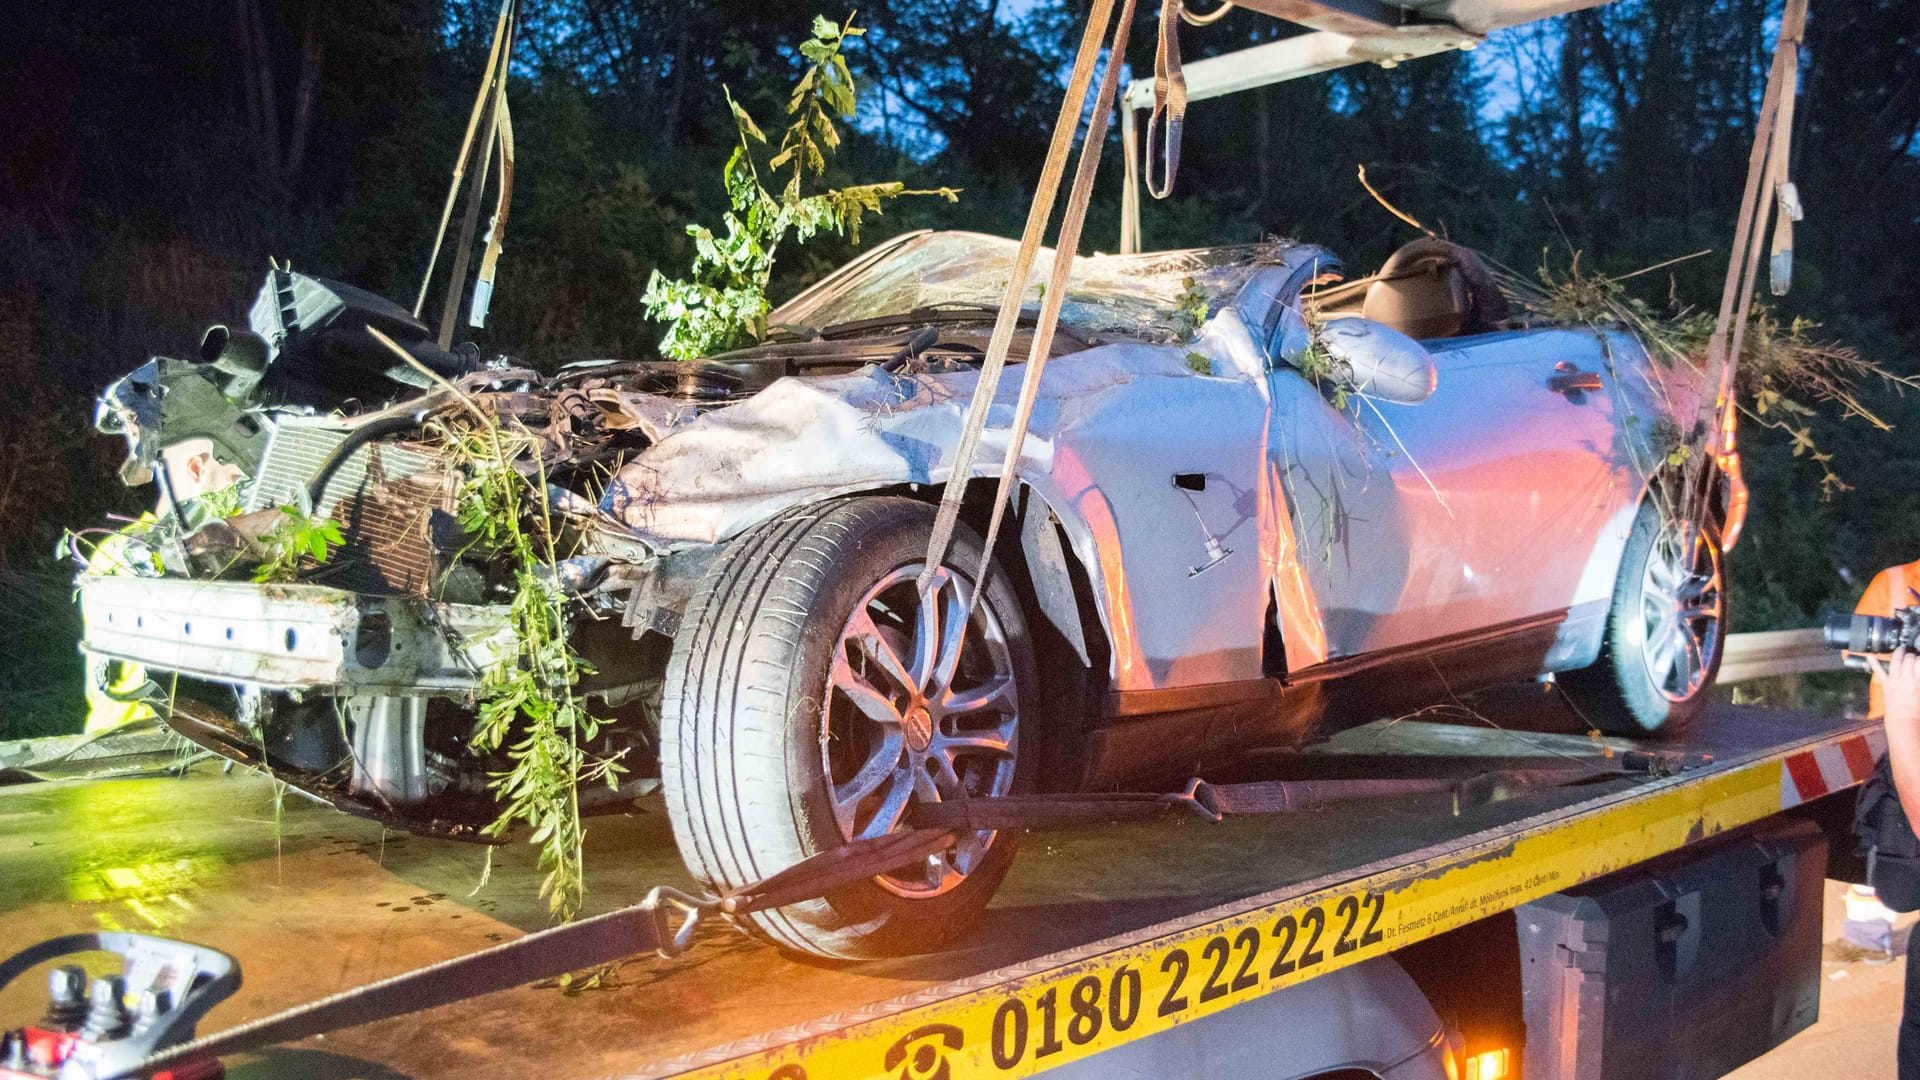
[{"xmin": 1362, "ymin": 239, "xmax": 1510, "ymax": 340}]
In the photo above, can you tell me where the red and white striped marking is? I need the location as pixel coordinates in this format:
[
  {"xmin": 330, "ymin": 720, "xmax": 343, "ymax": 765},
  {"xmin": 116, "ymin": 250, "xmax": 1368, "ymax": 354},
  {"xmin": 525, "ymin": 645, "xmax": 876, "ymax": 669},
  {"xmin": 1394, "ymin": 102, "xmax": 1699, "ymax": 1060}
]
[{"xmin": 1779, "ymin": 731, "xmax": 1883, "ymax": 807}]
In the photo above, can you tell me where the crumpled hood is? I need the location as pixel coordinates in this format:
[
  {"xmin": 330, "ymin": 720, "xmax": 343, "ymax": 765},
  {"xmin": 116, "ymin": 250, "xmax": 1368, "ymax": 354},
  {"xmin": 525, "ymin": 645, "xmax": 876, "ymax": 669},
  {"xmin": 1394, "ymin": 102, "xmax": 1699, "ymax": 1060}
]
[{"xmin": 599, "ymin": 342, "xmax": 1197, "ymax": 548}]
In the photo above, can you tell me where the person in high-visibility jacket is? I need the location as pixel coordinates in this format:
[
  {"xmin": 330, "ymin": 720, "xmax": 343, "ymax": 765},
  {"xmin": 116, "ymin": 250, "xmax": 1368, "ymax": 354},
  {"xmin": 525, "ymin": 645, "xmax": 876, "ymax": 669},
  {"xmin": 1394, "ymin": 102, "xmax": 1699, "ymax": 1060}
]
[
  {"xmin": 1858, "ymin": 558, "xmax": 1920, "ymax": 718},
  {"xmin": 1873, "ymin": 646, "xmax": 1920, "ymax": 1079},
  {"xmin": 1842, "ymin": 560, "xmax": 1920, "ymax": 967},
  {"xmin": 82, "ymin": 438, "xmax": 246, "ymax": 733},
  {"xmin": 82, "ymin": 516, "xmax": 161, "ymax": 733}
]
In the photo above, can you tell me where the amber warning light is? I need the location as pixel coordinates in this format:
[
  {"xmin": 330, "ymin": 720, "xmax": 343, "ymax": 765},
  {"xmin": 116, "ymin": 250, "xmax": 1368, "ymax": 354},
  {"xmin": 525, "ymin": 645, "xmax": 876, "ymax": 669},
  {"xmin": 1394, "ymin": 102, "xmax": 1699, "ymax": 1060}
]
[{"xmin": 1463, "ymin": 1047, "xmax": 1512, "ymax": 1080}]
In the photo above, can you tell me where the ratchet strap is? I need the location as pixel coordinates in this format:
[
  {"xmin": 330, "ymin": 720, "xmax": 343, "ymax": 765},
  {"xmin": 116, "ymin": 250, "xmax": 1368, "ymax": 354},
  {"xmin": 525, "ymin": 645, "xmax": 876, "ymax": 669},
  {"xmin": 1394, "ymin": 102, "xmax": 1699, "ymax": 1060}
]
[
  {"xmin": 122, "ymin": 749, "xmax": 1697, "ymax": 1078},
  {"xmin": 910, "ymin": 750, "xmax": 1701, "ymax": 831},
  {"xmin": 129, "ymin": 827, "xmax": 959, "ymax": 1079}
]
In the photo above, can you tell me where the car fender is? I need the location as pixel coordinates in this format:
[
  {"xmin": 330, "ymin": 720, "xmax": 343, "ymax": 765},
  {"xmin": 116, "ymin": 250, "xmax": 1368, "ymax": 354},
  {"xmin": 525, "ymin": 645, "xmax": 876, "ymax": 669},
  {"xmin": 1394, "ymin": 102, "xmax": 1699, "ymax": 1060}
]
[{"xmin": 599, "ymin": 344, "xmax": 1273, "ymax": 693}]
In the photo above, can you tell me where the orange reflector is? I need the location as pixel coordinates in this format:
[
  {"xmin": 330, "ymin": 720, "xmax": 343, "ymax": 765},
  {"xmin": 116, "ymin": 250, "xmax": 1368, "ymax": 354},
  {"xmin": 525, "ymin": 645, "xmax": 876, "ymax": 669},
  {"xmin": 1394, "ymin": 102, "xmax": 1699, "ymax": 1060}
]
[{"xmin": 1465, "ymin": 1047, "xmax": 1511, "ymax": 1080}]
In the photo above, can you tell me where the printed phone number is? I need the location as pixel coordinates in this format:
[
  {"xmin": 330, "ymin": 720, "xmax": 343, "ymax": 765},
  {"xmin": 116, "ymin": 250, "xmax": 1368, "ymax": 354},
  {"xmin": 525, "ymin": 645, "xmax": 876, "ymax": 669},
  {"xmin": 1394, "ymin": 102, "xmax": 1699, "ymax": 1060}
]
[
  {"xmin": 981, "ymin": 889, "xmax": 1388, "ymax": 1071},
  {"xmin": 752, "ymin": 890, "xmax": 1392, "ymax": 1080}
]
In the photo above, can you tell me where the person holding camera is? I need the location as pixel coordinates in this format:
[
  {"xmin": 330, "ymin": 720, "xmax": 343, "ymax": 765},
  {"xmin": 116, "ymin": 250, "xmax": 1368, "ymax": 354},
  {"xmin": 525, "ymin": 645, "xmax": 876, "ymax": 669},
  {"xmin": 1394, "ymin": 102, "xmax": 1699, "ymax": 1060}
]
[
  {"xmin": 1869, "ymin": 645, "xmax": 1920, "ymax": 1078},
  {"xmin": 1840, "ymin": 562, "xmax": 1920, "ymax": 966},
  {"xmin": 1858, "ymin": 560, "xmax": 1920, "ymax": 718}
]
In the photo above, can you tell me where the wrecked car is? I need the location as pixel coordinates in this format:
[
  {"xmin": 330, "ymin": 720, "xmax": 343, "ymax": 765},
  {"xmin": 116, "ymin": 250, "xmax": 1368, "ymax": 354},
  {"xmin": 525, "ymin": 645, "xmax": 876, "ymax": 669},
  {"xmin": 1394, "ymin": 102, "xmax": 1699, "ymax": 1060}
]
[{"xmin": 75, "ymin": 229, "xmax": 1744, "ymax": 958}]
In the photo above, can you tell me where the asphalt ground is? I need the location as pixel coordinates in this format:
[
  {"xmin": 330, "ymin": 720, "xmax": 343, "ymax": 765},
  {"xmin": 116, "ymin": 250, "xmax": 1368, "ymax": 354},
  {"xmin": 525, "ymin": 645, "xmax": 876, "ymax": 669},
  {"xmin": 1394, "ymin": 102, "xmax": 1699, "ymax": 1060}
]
[{"xmin": 1729, "ymin": 878, "xmax": 1915, "ymax": 1080}]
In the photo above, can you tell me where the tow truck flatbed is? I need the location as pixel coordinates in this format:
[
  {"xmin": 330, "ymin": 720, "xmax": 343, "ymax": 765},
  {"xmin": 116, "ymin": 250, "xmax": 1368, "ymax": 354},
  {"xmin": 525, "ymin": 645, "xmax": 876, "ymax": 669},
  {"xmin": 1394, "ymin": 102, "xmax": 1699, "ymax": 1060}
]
[{"xmin": 0, "ymin": 694, "xmax": 1876, "ymax": 1079}]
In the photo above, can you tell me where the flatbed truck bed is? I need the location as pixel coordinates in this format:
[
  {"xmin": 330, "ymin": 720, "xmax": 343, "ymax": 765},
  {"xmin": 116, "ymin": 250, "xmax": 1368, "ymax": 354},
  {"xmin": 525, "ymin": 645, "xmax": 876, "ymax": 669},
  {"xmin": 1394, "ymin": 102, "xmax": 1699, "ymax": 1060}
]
[{"xmin": 0, "ymin": 692, "xmax": 1879, "ymax": 1079}]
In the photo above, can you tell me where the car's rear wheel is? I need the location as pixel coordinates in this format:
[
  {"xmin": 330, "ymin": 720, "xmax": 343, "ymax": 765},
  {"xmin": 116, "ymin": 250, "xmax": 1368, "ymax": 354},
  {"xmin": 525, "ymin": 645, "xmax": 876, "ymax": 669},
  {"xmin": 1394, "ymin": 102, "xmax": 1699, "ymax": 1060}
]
[
  {"xmin": 1562, "ymin": 499, "xmax": 1725, "ymax": 736},
  {"xmin": 660, "ymin": 496, "xmax": 1035, "ymax": 959}
]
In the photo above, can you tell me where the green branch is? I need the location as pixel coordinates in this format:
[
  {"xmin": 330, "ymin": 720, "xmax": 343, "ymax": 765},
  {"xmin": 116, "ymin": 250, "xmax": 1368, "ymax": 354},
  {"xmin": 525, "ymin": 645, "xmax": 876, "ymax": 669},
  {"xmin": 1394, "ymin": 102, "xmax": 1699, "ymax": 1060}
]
[{"xmin": 642, "ymin": 13, "xmax": 958, "ymax": 361}]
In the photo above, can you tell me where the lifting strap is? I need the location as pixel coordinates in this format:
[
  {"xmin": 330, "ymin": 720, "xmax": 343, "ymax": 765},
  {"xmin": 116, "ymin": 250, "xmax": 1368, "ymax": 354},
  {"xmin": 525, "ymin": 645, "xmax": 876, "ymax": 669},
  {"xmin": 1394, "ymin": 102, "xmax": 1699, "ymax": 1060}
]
[
  {"xmin": 1145, "ymin": 0, "xmax": 1188, "ymax": 199},
  {"xmin": 1696, "ymin": 0, "xmax": 1807, "ymax": 522},
  {"xmin": 434, "ymin": 6, "xmax": 515, "ymax": 352},
  {"xmin": 1120, "ymin": 89, "xmax": 1142, "ymax": 253},
  {"xmin": 469, "ymin": 81, "xmax": 515, "ymax": 328},
  {"xmin": 918, "ymin": 0, "xmax": 1131, "ymax": 594},
  {"xmin": 414, "ymin": 0, "xmax": 514, "ymax": 319},
  {"xmin": 1121, "ymin": 0, "xmax": 1191, "ymax": 254}
]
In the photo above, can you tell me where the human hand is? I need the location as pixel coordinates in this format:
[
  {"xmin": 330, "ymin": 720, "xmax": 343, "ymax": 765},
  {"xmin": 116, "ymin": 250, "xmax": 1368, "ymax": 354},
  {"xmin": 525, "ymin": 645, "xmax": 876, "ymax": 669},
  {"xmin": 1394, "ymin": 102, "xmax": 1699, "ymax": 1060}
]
[{"xmin": 1872, "ymin": 647, "xmax": 1920, "ymax": 735}]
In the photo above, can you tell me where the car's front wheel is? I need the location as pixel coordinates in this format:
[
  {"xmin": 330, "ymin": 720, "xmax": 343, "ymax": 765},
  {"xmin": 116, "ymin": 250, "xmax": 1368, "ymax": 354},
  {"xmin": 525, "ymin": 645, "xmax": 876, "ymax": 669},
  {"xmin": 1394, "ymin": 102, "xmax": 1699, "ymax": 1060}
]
[
  {"xmin": 660, "ymin": 496, "xmax": 1035, "ymax": 959},
  {"xmin": 1562, "ymin": 499, "xmax": 1726, "ymax": 736}
]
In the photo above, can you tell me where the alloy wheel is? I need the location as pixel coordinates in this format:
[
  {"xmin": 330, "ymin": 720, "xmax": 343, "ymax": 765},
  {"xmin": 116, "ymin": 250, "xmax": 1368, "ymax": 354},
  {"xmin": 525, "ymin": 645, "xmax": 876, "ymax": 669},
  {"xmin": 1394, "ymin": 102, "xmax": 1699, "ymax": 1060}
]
[
  {"xmin": 822, "ymin": 564, "xmax": 1020, "ymax": 898},
  {"xmin": 1637, "ymin": 519, "xmax": 1724, "ymax": 703}
]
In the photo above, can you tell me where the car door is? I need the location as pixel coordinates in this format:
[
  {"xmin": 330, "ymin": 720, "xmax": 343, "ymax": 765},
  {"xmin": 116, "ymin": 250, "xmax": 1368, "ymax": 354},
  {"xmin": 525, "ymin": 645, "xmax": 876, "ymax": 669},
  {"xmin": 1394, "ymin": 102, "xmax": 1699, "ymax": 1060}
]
[{"xmin": 1271, "ymin": 325, "xmax": 1635, "ymax": 661}]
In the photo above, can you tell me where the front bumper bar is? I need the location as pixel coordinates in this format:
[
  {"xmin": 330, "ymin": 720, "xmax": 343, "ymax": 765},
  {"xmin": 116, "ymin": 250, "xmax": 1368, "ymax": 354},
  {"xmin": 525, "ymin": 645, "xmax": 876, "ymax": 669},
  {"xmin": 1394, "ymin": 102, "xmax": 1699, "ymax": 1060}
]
[{"xmin": 78, "ymin": 575, "xmax": 515, "ymax": 693}]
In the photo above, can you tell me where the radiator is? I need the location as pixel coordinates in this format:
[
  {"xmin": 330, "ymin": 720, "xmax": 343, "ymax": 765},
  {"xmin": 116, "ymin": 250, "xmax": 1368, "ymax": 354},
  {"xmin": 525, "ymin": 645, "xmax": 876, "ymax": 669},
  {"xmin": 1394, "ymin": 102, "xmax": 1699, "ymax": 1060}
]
[{"xmin": 247, "ymin": 419, "xmax": 453, "ymax": 595}]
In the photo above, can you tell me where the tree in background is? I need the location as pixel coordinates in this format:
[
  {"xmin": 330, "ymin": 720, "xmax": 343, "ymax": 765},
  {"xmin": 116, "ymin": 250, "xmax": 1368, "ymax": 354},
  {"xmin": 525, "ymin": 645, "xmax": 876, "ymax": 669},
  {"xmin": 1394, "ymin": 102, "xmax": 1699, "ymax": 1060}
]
[{"xmin": 1, "ymin": 0, "xmax": 1916, "ymax": 736}]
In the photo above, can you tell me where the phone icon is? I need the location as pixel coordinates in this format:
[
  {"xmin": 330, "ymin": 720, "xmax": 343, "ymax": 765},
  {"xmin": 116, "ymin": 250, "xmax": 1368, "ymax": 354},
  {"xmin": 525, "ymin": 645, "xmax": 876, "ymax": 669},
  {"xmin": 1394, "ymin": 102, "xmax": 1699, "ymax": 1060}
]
[{"xmin": 882, "ymin": 1022, "xmax": 964, "ymax": 1080}]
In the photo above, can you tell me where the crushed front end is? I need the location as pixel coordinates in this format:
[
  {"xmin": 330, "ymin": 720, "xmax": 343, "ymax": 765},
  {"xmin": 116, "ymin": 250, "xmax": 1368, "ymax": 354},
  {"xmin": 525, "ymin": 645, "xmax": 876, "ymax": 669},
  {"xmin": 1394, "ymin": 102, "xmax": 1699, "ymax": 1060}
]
[{"xmin": 74, "ymin": 267, "xmax": 711, "ymax": 839}]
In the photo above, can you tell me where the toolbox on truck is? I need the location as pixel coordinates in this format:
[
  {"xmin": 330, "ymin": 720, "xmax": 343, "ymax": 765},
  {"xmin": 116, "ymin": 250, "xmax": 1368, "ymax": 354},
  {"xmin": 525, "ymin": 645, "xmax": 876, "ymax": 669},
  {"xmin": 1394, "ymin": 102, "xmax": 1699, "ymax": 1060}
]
[{"xmin": 1517, "ymin": 817, "xmax": 1826, "ymax": 1080}]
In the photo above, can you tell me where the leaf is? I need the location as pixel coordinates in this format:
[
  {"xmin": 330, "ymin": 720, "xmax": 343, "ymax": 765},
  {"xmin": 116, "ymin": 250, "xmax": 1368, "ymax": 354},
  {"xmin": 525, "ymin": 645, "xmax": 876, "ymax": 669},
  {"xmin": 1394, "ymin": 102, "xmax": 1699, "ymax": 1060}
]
[{"xmin": 725, "ymin": 90, "xmax": 766, "ymax": 144}]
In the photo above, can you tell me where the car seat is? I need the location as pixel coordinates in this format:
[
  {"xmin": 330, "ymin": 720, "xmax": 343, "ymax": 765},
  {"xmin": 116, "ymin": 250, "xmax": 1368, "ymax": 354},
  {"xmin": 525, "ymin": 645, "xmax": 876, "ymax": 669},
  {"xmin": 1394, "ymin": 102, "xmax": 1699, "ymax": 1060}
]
[
  {"xmin": 1362, "ymin": 238, "xmax": 1510, "ymax": 339},
  {"xmin": 1311, "ymin": 239, "xmax": 1510, "ymax": 340}
]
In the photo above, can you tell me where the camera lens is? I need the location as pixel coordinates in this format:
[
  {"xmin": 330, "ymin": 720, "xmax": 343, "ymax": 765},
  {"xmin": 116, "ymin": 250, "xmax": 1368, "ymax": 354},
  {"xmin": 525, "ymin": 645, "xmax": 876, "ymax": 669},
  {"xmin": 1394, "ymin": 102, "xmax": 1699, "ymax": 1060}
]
[{"xmin": 1831, "ymin": 613, "xmax": 1904, "ymax": 653}]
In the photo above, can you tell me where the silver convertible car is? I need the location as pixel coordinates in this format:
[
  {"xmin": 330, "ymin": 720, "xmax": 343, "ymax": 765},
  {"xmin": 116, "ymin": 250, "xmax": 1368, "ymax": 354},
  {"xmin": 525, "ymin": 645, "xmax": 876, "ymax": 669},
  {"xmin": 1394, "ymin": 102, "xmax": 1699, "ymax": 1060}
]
[{"xmin": 78, "ymin": 230, "xmax": 1743, "ymax": 958}]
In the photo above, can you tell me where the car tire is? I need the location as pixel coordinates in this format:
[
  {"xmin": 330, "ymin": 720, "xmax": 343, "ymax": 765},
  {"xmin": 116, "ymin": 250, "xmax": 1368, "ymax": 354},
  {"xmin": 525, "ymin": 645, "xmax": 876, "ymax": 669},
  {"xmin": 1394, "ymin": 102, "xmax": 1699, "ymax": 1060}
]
[
  {"xmin": 660, "ymin": 496, "xmax": 1037, "ymax": 960},
  {"xmin": 1561, "ymin": 499, "xmax": 1726, "ymax": 736}
]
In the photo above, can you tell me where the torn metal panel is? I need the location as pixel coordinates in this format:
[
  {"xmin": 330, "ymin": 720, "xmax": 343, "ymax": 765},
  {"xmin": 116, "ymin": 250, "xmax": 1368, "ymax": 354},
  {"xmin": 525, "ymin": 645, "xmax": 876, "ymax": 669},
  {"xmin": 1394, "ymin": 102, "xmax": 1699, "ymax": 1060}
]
[
  {"xmin": 605, "ymin": 244, "xmax": 1341, "ymax": 693},
  {"xmin": 600, "ymin": 342, "xmax": 1270, "ymax": 692},
  {"xmin": 602, "ymin": 345, "xmax": 1284, "ymax": 690}
]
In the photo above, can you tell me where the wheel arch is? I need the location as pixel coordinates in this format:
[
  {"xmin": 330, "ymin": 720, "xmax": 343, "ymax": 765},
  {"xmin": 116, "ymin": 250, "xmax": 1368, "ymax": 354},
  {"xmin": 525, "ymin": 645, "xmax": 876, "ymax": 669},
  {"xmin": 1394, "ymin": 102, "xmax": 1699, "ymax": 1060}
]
[
  {"xmin": 825, "ymin": 480, "xmax": 1114, "ymax": 786},
  {"xmin": 607, "ymin": 476, "xmax": 1117, "ymax": 744}
]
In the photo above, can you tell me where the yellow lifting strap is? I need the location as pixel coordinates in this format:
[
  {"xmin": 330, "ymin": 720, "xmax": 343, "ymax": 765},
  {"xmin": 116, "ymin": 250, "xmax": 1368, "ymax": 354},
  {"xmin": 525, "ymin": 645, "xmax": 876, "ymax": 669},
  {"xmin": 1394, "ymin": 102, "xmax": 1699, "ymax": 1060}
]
[
  {"xmin": 918, "ymin": 0, "xmax": 1139, "ymax": 595},
  {"xmin": 470, "ymin": 75, "xmax": 516, "ymax": 328},
  {"xmin": 414, "ymin": 0, "xmax": 515, "ymax": 320},
  {"xmin": 1701, "ymin": 0, "xmax": 1808, "ymax": 464},
  {"xmin": 1121, "ymin": 0, "xmax": 1194, "ymax": 252},
  {"xmin": 1145, "ymin": 0, "xmax": 1189, "ymax": 200}
]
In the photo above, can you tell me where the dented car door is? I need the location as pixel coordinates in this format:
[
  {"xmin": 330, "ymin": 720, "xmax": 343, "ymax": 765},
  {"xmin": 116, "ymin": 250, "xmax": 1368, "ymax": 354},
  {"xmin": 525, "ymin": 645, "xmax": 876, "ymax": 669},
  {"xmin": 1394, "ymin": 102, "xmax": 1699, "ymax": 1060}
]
[{"xmin": 1275, "ymin": 325, "xmax": 1635, "ymax": 663}]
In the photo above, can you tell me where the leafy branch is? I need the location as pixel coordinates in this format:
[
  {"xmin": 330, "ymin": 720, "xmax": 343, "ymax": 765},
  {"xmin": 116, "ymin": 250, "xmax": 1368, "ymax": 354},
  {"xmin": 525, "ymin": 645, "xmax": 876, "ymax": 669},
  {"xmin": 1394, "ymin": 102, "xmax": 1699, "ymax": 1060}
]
[
  {"xmin": 1506, "ymin": 252, "xmax": 1915, "ymax": 500},
  {"xmin": 641, "ymin": 14, "xmax": 958, "ymax": 360},
  {"xmin": 250, "ymin": 504, "xmax": 343, "ymax": 583},
  {"xmin": 1292, "ymin": 302, "xmax": 1358, "ymax": 411},
  {"xmin": 433, "ymin": 411, "xmax": 625, "ymax": 920}
]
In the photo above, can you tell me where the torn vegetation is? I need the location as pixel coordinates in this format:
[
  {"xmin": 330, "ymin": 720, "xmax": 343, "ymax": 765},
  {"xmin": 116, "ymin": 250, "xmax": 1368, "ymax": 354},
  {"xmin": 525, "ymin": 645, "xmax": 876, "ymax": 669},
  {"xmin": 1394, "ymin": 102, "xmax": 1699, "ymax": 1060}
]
[
  {"xmin": 431, "ymin": 405, "xmax": 624, "ymax": 920},
  {"xmin": 250, "ymin": 505, "xmax": 343, "ymax": 584},
  {"xmin": 641, "ymin": 14, "xmax": 958, "ymax": 361},
  {"xmin": 1504, "ymin": 251, "xmax": 1915, "ymax": 499}
]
